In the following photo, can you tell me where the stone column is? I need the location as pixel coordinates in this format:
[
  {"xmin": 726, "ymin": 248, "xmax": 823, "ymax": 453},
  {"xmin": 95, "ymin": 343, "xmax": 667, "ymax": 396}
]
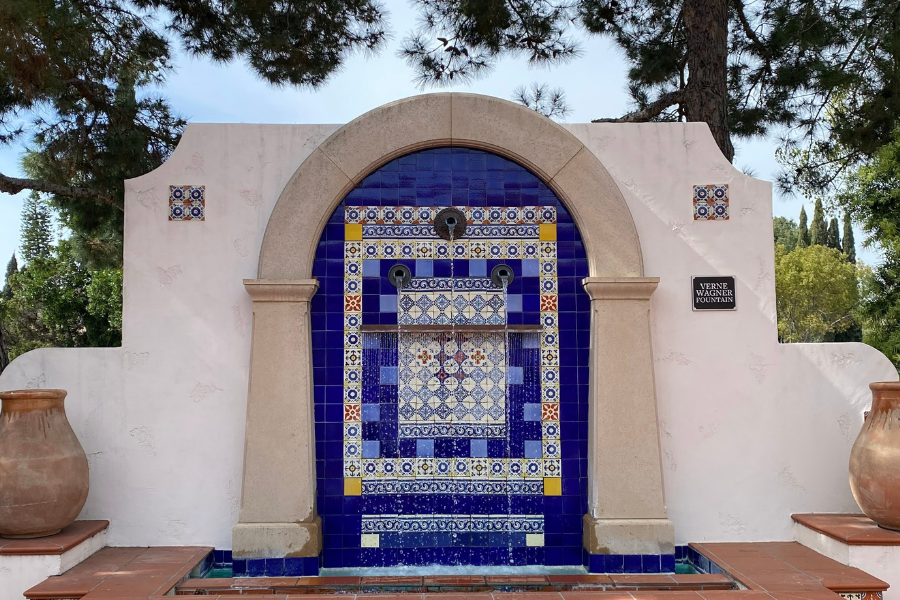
[
  {"xmin": 581, "ymin": 277, "xmax": 674, "ymax": 555},
  {"xmin": 232, "ymin": 279, "xmax": 322, "ymax": 558}
]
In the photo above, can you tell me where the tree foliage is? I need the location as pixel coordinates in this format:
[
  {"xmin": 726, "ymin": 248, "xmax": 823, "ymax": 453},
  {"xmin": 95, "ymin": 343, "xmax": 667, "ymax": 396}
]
[
  {"xmin": 773, "ymin": 216, "xmax": 798, "ymax": 252},
  {"xmin": 827, "ymin": 217, "xmax": 841, "ymax": 250},
  {"xmin": 809, "ymin": 198, "xmax": 828, "ymax": 246},
  {"xmin": 0, "ymin": 0, "xmax": 388, "ymax": 267},
  {"xmin": 843, "ymin": 213, "xmax": 856, "ymax": 263},
  {"xmin": 797, "ymin": 206, "xmax": 810, "ymax": 248},
  {"xmin": 19, "ymin": 194, "xmax": 52, "ymax": 262},
  {"xmin": 402, "ymin": 0, "xmax": 898, "ymax": 163},
  {"xmin": 513, "ymin": 83, "xmax": 571, "ymax": 119},
  {"xmin": 775, "ymin": 244, "xmax": 860, "ymax": 343},
  {"xmin": 0, "ymin": 204, "xmax": 122, "ymax": 368},
  {"xmin": 837, "ymin": 128, "xmax": 900, "ymax": 365},
  {"xmin": 0, "ymin": 0, "xmax": 389, "ymax": 371},
  {"xmin": 140, "ymin": 0, "xmax": 388, "ymax": 88},
  {"xmin": 1, "ymin": 242, "xmax": 122, "ymax": 359},
  {"xmin": 777, "ymin": 0, "xmax": 900, "ymax": 197}
]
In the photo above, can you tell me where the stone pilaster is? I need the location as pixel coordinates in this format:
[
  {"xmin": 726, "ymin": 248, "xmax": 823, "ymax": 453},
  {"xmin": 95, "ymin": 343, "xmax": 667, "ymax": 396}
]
[
  {"xmin": 581, "ymin": 277, "xmax": 674, "ymax": 555},
  {"xmin": 233, "ymin": 279, "xmax": 322, "ymax": 558}
]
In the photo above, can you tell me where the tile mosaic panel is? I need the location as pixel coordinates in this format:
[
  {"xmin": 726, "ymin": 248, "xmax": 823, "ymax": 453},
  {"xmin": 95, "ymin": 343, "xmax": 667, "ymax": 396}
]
[
  {"xmin": 168, "ymin": 185, "xmax": 205, "ymax": 221},
  {"xmin": 312, "ymin": 147, "xmax": 590, "ymax": 570},
  {"xmin": 397, "ymin": 331, "xmax": 507, "ymax": 436},
  {"xmin": 693, "ymin": 184, "xmax": 729, "ymax": 220}
]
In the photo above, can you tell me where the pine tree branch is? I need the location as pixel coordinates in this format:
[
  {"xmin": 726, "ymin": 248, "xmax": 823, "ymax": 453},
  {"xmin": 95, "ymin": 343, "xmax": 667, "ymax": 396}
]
[
  {"xmin": 591, "ymin": 90, "xmax": 683, "ymax": 123},
  {"xmin": 0, "ymin": 172, "xmax": 123, "ymax": 212},
  {"xmin": 731, "ymin": 0, "xmax": 769, "ymax": 58}
]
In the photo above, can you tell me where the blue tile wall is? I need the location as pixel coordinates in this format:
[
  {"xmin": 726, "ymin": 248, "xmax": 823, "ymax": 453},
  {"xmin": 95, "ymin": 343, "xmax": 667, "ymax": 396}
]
[
  {"xmin": 312, "ymin": 147, "xmax": 591, "ymax": 569},
  {"xmin": 232, "ymin": 557, "xmax": 320, "ymax": 577},
  {"xmin": 582, "ymin": 551, "xmax": 676, "ymax": 574}
]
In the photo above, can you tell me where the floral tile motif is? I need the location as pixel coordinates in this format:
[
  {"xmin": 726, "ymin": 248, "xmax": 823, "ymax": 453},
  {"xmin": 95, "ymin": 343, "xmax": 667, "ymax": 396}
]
[
  {"xmin": 168, "ymin": 185, "xmax": 205, "ymax": 221},
  {"xmin": 693, "ymin": 184, "xmax": 729, "ymax": 220},
  {"xmin": 397, "ymin": 332, "xmax": 507, "ymax": 438}
]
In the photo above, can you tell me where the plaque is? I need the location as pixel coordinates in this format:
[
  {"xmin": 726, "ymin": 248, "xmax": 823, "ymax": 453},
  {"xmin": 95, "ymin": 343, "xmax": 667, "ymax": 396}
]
[{"xmin": 692, "ymin": 276, "xmax": 736, "ymax": 311}]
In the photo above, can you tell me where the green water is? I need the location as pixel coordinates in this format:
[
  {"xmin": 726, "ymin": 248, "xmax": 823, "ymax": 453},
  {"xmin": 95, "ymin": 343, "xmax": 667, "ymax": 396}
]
[
  {"xmin": 205, "ymin": 567, "xmax": 233, "ymax": 578},
  {"xmin": 675, "ymin": 562, "xmax": 698, "ymax": 574}
]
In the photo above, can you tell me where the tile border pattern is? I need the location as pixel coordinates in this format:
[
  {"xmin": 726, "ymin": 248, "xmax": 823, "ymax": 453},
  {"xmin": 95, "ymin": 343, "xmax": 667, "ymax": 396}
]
[{"xmin": 342, "ymin": 206, "xmax": 561, "ymax": 497}]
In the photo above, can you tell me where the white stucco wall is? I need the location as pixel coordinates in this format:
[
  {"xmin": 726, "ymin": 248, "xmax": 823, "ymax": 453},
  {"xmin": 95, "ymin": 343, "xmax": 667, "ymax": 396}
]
[{"xmin": 1, "ymin": 113, "xmax": 895, "ymax": 550}]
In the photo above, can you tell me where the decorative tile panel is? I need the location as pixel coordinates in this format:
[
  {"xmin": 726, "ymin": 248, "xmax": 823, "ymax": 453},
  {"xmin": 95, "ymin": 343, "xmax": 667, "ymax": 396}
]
[
  {"xmin": 397, "ymin": 331, "xmax": 507, "ymax": 436},
  {"xmin": 398, "ymin": 287, "xmax": 506, "ymax": 325},
  {"xmin": 312, "ymin": 147, "xmax": 590, "ymax": 570},
  {"xmin": 693, "ymin": 184, "xmax": 729, "ymax": 220},
  {"xmin": 168, "ymin": 185, "xmax": 205, "ymax": 221}
]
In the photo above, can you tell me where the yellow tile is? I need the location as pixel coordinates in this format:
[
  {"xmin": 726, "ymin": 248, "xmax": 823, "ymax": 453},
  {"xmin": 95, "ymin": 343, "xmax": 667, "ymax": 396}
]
[
  {"xmin": 544, "ymin": 477, "xmax": 561, "ymax": 496},
  {"xmin": 344, "ymin": 477, "xmax": 362, "ymax": 496},
  {"xmin": 360, "ymin": 533, "xmax": 380, "ymax": 548},
  {"xmin": 345, "ymin": 224, "xmax": 363, "ymax": 241},
  {"xmin": 539, "ymin": 224, "xmax": 557, "ymax": 241},
  {"xmin": 526, "ymin": 533, "xmax": 545, "ymax": 547}
]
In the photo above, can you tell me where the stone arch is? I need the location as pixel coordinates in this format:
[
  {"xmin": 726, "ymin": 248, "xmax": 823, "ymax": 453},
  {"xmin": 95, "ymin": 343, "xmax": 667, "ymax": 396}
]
[
  {"xmin": 257, "ymin": 93, "xmax": 643, "ymax": 280},
  {"xmin": 234, "ymin": 94, "xmax": 672, "ymax": 567}
]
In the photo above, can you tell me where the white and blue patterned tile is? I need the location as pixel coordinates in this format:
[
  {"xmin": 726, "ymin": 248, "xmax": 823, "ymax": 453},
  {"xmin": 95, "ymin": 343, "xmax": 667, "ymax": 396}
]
[{"xmin": 168, "ymin": 185, "xmax": 205, "ymax": 221}]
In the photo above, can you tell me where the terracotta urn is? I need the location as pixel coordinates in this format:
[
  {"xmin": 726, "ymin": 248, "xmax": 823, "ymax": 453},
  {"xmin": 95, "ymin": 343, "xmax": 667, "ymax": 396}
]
[
  {"xmin": 850, "ymin": 382, "xmax": 900, "ymax": 530},
  {"xmin": 0, "ymin": 389, "xmax": 89, "ymax": 538}
]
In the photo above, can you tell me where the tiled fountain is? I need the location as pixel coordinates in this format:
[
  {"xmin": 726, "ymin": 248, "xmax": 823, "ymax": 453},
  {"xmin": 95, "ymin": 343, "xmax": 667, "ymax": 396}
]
[
  {"xmin": 2, "ymin": 93, "xmax": 897, "ymax": 600},
  {"xmin": 310, "ymin": 148, "xmax": 592, "ymax": 570}
]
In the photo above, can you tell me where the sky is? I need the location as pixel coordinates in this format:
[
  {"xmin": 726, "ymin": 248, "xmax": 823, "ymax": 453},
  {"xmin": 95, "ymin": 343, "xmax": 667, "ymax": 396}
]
[{"xmin": 0, "ymin": 0, "xmax": 879, "ymax": 267}]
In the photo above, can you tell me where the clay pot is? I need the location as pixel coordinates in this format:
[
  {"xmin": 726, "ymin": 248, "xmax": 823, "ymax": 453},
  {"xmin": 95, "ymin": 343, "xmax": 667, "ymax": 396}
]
[
  {"xmin": 0, "ymin": 389, "xmax": 89, "ymax": 538},
  {"xmin": 850, "ymin": 382, "xmax": 900, "ymax": 530}
]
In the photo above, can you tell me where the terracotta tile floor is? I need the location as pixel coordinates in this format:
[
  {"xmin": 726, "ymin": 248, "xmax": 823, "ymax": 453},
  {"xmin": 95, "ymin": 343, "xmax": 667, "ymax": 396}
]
[
  {"xmin": 24, "ymin": 542, "xmax": 888, "ymax": 600},
  {"xmin": 24, "ymin": 545, "xmax": 211, "ymax": 599},
  {"xmin": 0, "ymin": 520, "xmax": 108, "ymax": 555},
  {"xmin": 792, "ymin": 514, "xmax": 900, "ymax": 546},
  {"xmin": 689, "ymin": 541, "xmax": 888, "ymax": 595}
]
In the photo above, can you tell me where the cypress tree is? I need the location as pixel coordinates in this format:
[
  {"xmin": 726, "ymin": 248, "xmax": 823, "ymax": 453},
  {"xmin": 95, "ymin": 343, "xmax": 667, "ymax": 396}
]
[
  {"xmin": 2, "ymin": 254, "xmax": 16, "ymax": 300},
  {"xmin": 842, "ymin": 213, "xmax": 856, "ymax": 264},
  {"xmin": 19, "ymin": 195, "xmax": 53, "ymax": 263},
  {"xmin": 797, "ymin": 207, "xmax": 810, "ymax": 248},
  {"xmin": 810, "ymin": 199, "xmax": 828, "ymax": 246},
  {"xmin": 827, "ymin": 218, "xmax": 841, "ymax": 251}
]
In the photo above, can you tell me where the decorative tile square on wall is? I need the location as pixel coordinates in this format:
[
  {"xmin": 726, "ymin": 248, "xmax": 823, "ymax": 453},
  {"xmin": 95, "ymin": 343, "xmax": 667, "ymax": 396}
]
[
  {"xmin": 169, "ymin": 185, "xmax": 205, "ymax": 221},
  {"xmin": 693, "ymin": 184, "xmax": 728, "ymax": 220},
  {"xmin": 311, "ymin": 147, "xmax": 592, "ymax": 570}
]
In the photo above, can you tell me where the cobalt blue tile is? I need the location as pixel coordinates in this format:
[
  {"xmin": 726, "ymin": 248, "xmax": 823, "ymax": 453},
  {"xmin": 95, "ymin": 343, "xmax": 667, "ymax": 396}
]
[
  {"xmin": 379, "ymin": 295, "xmax": 397, "ymax": 312},
  {"xmin": 362, "ymin": 440, "xmax": 380, "ymax": 458},
  {"xmin": 265, "ymin": 558, "xmax": 285, "ymax": 576},
  {"xmin": 363, "ymin": 259, "xmax": 380, "ymax": 277},
  {"xmin": 231, "ymin": 558, "xmax": 247, "ymax": 576},
  {"xmin": 379, "ymin": 366, "xmax": 397, "ymax": 384},
  {"xmin": 623, "ymin": 554, "xmax": 642, "ymax": 573},
  {"xmin": 470, "ymin": 439, "xmax": 488, "ymax": 457},
  {"xmin": 433, "ymin": 260, "xmax": 452, "ymax": 277},
  {"xmin": 416, "ymin": 260, "xmax": 433, "ymax": 276},
  {"xmin": 246, "ymin": 558, "xmax": 266, "ymax": 577}
]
